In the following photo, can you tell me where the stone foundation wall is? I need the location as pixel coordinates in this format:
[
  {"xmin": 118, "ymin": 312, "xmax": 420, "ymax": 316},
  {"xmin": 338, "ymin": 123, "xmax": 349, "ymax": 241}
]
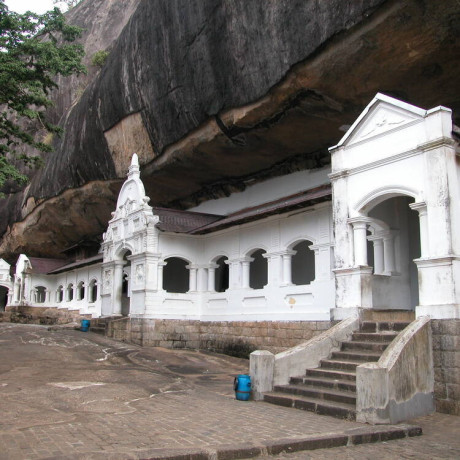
[
  {"xmin": 0, "ymin": 305, "xmax": 91, "ymax": 325},
  {"xmin": 432, "ymin": 319, "xmax": 460, "ymax": 415},
  {"xmin": 107, "ymin": 318, "xmax": 332, "ymax": 357}
]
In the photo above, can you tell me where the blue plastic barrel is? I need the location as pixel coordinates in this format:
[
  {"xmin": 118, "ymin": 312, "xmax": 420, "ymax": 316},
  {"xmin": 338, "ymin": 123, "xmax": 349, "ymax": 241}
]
[
  {"xmin": 234, "ymin": 374, "xmax": 251, "ymax": 401},
  {"xmin": 81, "ymin": 319, "xmax": 90, "ymax": 332}
]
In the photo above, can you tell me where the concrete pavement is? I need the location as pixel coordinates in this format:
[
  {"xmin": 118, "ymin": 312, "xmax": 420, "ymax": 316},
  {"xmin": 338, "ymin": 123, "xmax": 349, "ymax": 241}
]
[{"xmin": 0, "ymin": 323, "xmax": 458, "ymax": 459}]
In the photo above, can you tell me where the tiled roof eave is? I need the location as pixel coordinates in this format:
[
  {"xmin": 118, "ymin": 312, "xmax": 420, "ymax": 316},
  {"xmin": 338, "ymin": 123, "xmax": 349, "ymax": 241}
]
[
  {"xmin": 190, "ymin": 184, "xmax": 332, "ymax": 234},
  {"xmin": 47, "ymin": 255, "xmax": 103, "ymax": 274}
]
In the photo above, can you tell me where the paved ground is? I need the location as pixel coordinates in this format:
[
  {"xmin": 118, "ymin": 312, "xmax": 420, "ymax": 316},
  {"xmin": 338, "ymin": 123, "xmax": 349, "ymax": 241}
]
[{"xmin": 0, "ymin": 323, "xmax": 459, "ymax": 460}]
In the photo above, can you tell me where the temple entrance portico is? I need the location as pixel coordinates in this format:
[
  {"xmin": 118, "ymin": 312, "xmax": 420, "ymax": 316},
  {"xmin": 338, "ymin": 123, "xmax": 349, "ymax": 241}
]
[
  {"xmin": 100, "ymin": 154, "xmax": 161, "ymax": 318},
  {"xmin": 330, "ymin": 93, "xmax": 459, "ymax": 320},
  {"xmin": 0, "ymin": 259, "xmax": 12, "ymax": 310}
]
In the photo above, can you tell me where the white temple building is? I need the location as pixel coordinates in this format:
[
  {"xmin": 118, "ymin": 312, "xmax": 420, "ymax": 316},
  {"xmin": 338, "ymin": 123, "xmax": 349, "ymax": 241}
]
[{"xmin": 1, "ymin": 93, "xmax": 459, "ymax": 323}]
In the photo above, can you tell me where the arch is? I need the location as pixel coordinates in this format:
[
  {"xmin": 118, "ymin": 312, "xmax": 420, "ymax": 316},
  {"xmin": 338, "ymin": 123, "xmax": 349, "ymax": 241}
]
[
  {"xmin": 34, "ymin": 286, "xmax": 47, "ymax": 304},
  {"xmin": 354, "ymin": 186, "xmax": 420, "ymax": 216},
  {"xmin": 66, "ymin": 283, "xmax": 74, "ymax": 302},
  {"xmin": 243, "ymin": 244, "xmax": 269, "ymax": 258},
  {"xmin": 76, "ymin": 281, "xmax": 85, "ymax": 301},
  {"xmin": 249, "ymin": 249, "xmax": 267, "ymax": 290},
  {"xmin": 214, "ymin": 256, "xmax": 229, "ymax": 292},
  {"xmin": 88, "ymin": 279, "xmax": 98, "ymax": 303},
  {"xmin": 366, "ymin": 217, "xmax": 390, "ymax": 235},
  {"xmin": 290, "ymin": 240, "xmax": 316, "ymax": 285},
  {"xmin": 56, "ymin": 285, "xmax": 64, "ymax": 303},
  {"xmin": 366, "ymin": 195, "xmax": 421, "ymax": 310},
  {"xmin": 0, "ymin": 285, "xmax": 8, "ymax": 311},
  {"xmin": 114, "ymin": 243, "xmax": 136, "ymax": 261},
  {"xmin": 121, "ymin": 251, "xmax": 132, "ymax": 316},
  {"xmin": 162, "ymin": 254, "xmax": 192, "ymax": 264},
  {"xmin": 210, "ymin": 252, "xmax": 229, "ymax": 263},
  {"xmin": 163, "ymin": 257, "xmax": 189, "ymax": 293},
  {"xmin": 286, "ymin": 235, "xmax": 317, "ymax": 250}
]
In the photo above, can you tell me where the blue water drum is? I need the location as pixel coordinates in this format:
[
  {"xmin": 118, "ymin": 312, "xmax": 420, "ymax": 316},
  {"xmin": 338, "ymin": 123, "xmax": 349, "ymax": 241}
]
[
  {"xmin": 80, "ymin": 319, "xmax": 90, "ymax": 332},
  {"xmin": 234, "ymin": 374, "xmax": 251, "ymax": 401}
]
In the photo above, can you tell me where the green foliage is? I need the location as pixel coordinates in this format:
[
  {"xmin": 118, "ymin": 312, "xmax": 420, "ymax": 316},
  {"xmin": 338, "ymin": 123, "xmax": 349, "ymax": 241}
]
[
  {"xmin": 91, "ymin": 49, "xmax": 109, "ymax": 68},
  {"xmin": 0, "ymin": 1, "xmax": 85, "ymax": 192}
]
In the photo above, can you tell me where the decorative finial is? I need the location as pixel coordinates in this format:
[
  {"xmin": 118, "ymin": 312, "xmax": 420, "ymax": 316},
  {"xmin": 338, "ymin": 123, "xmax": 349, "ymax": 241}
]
[{"xmin": 128, "ymin": 153, "xmax": 140, "ymax": 178}]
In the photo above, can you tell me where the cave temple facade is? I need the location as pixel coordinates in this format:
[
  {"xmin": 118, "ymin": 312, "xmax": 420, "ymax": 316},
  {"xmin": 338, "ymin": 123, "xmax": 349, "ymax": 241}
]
[{"xmin": 2, "ymin": 94, "xmax": 459, "ymax": 324}]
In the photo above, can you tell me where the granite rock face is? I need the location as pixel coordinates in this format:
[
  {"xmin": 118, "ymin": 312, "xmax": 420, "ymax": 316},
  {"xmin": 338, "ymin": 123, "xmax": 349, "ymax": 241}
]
[{"xmin": 1, "ymin": 0, "xmax": 459, "ymax": 259}]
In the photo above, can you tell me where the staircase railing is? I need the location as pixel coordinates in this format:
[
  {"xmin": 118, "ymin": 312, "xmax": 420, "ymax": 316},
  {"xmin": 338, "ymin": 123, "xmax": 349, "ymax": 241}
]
[
  {"xmin": 356, "ymin": 316, "xmax": 434, "ymax": 424},
  {"xmin": 250, "ymin": 315, "xmax": 359, "ymax": 400}
]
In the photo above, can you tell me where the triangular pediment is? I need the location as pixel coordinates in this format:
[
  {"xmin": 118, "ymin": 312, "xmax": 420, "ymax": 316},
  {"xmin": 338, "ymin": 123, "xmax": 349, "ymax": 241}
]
[
  {"xmin": 331, "ymin": 93, "xmax": 427, "ymax": 150},
  {"xmin": 0, "ymin": 258, "xmax": 10, "ymax": 269}
]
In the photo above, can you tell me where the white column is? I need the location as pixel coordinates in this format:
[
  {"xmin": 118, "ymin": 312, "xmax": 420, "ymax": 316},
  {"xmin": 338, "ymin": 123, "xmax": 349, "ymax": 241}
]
[
  {"xmin": 157, "ymin": 262, "xmax": 166, "ymax": 291},
  {"xmin": 351, "ymin": 221, "xmax": 369, "ymax": 266},
  {"xmin": 14, "ymin": 278, "xmax": 20, "ymax": 303},
  {"xmin": 367, "ymin": 236, "xmax": 384, "ymax": 274},
  {"xmin": 410, "ymin": 202, "xmax": 429, "ymax": 258},
  {"xmin": 196, "ymin": 266, "xmax": 207, "ymax": 292},
  {"xmin": 187, "ymin": 265, "xmax": 198, "ymax": 292},
  {"xmin": 383, "ymin": 234, "xmax": 396, "ymax": 275},
  {"xmin": 113, "ymin": 260, "xmax": 125, "ymax": 315},
  {"xmin": 241, "ymin": 258, "xmax": 252, "ymax": 289},
  {"xmin": 281, "ymin": 251, "xmax": 296, "ymax": 285},
  {"xmin": 7, "ymin": 289, "xmax": 13, "ymax": 306},
  {"xmin": 207, "ymin": 263, "xmax": 218, "ymax": 292}
]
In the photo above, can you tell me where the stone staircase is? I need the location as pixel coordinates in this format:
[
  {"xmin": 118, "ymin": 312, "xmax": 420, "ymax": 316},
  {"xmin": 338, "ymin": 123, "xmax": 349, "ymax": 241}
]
[
  {"xmin": 263, "ymin": 317, "xmax": 412, "ymax": 420},
  {"xmin": 89, "ymin": 317, "xmax": 119, "ymax": 335}
]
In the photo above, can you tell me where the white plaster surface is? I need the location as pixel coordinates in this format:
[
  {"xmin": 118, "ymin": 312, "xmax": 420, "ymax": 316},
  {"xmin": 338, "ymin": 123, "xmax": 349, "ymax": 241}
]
[
  {"xmin": 356, "ymin": 316, "xmax": 434, "ymax": 424},
  {"xmin": 5, "ymin": 94, "xmax": 460, "ymax": 323}
]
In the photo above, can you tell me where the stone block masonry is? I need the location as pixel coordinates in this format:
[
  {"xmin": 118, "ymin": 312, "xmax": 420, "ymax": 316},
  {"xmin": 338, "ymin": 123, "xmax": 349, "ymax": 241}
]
[
  {"xmin": 432, "ymin": 319, "xmax": 460, "ymax": 415},
  {"xmin": 0, "ymin": 305, "xmax": 91, "ymax": 325},
  {"xmin": 106, "ymin": 318, "xmax": 331, "ymax": 357}
]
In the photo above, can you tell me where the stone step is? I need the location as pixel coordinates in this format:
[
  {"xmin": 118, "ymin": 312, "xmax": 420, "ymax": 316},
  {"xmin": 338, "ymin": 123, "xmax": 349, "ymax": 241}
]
[
  {"xmin": 263, "ymin": 392, "xmax": 356, "ymax": 420},
  {"xmin": 320, "ymin": 359, "xmax": 363, "ymax": 371},
  {"xmin": 274, "ymin": 384, "xmax": 356, "ymax": 405},
  {"xmin": 360, "ymin": 321, "xmax": 410, "ymax": 333},
  {"xmin": 352, "ymin": 331, "xmax": 399, "ymax": 342},
  {"xmin": 342, "ymin": 340, "xmax": 389, "ymax": 352},
  {"xmin": 305, "ymin": 367, "xmax": 356, "ymax": 382},
  {"xmin": 330, "ymin": 350, "xmax": 381, "ymax": 362},
  {"xmin": 89, "ymin": 326, "xmax": 106, "ymax": 335},
  {"xmin": 290, "ymin": 375, "xmax": 357, "ymax": 392}
]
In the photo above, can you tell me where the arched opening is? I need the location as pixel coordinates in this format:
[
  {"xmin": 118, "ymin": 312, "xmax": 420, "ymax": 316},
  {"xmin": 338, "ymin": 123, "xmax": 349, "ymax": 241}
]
[
  {"xmin": 214, "ymin": 256, "xmax": 229, "ymax": 292},
  {"xmin": 121, "ymin": 251, "xmax": 132, "ymax": 316},
  {"xmin": 249, "ymin": 249, "xmax": 267, "ymax": 289},
  {"xmin": 76, "ymin": 281, "xmax": 85, "ymax": 301},
  {"xmin": 66, "ymin": 284, "xmax": 74, "ymax": 302},
  {"xmin": 163, "ymin": 257, "xmax": 189, "ymax": 293},
  {"xmin": 56, "ymin": 285, "xmax": 63, "ymax": 303},
  {"xmin": 291, "ymin": 241, "xmax": 315, "ymax": 285},
  {"xmin": 89, "ymin": 279, "xmax": 98, "ymax": 303},
  {"xmin": 0, "ymin": 286, "xmax": 8, "ymax": 311},
  {"xmin": 366, "ymin": 195, "xmax": 420, "ymax": 310},
  {"xmin": 367, "ymin": 229, "xmax": 375, "ymax": 272},
  {"xmin": 35, "ymin": 286, "xmax": 46, "ymax": 304}
]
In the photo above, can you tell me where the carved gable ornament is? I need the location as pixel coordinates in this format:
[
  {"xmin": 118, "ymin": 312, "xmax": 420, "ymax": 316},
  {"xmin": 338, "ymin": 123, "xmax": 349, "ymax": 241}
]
[
  {"xmin": 102, "ymin": 154, "xmax": 159, "ymax": 262},
  {"xmin": 0, "ymin": 258, "xmax": 11, "ymax": 283},
  {"xmin": 331, "ymin": 93, "xmax": 426, "ymax": 149}
]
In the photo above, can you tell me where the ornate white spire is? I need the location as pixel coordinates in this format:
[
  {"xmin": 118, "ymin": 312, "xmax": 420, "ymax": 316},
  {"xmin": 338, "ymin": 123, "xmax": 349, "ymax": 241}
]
[{"xmin": 128, "ymin": 153, "xmax": 140, "ymax": 179}]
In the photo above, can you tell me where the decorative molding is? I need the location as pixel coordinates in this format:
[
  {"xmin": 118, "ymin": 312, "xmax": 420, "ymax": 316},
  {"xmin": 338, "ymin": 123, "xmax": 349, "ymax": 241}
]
[
  {"xmin": 353, "ymin": 185, "xmax": 419, "ymax": 214},
  {"xmin": 417, "ymin": 137, "xmax": 456, "ymax": 152},
  {"xmin": 328, "ymin": 169, "xmax": 350, "ymax": 180}
]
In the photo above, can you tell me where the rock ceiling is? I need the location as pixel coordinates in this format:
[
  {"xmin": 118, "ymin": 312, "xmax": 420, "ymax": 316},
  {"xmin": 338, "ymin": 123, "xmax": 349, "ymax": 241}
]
[{"xmin": 0, "ymin": 0, "xmax": 459, "ymax": 261}]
